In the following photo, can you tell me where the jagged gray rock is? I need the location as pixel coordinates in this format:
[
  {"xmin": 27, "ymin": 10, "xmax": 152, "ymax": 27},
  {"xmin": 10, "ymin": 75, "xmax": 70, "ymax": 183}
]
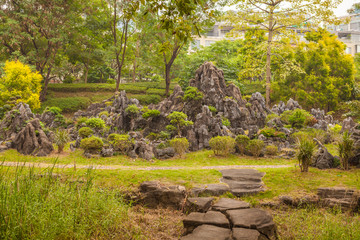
[{"xmin": 312, "ymin": 138, "xmax": 335, "ymax": 169}]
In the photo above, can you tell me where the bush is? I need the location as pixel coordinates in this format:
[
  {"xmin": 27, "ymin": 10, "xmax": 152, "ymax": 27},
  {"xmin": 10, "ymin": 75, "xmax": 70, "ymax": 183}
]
[
  {"xmin": 142, "ymin": 109, "xmax": 160, "ymax": 119},
  {"xmin": 297, "ymin": 138, "xmax": 316, "ymax": 172},
  {"xmin": 247, "ymin": 139, "xmax": 265, "ymax": 157},
  {"xmin": 291, "ymin": 128, "xmax": 326, "ymax": 143},
  {"xmin": 265, "ymin": 145, "xmax": 278, "ymax": 156},
  {"xmin": 86, "ymin": 118, "xmax": 105, "ymax": 130},
  {"xmin": 169, "ymin": 137, "xmax": 189, "ymax": 157},
  {"xmin": 53, "ymin": 114, "xmax": 66, "ymax": 128},
  {"xmin": 98, "ymin": 111, "xmax": 109, "ymax": 118},
  {"xmin": 45, "ymin": 106, "xmax": 62, "ymax": 115},
  {"xmin": 338, "ymin": 131, "xmax": 354, "ymax": 170},
  {"xmin": 76, "ymin": 117, "xmax": 88, "ymax": 129},
  {"xmin": 182, "ymin": 87, "xmax": 203, "ymax": 102},
  {"xmin": 78, "ymin": 127, "xmax": 94, "ymax": 138},
  {"xmin": 287, "ymin": 109, "xmax": 312, "ymax": 129},
  {"xmin": 208, "ymin": 106, "xmax": 217, "ymax": 114},
  {"xmin": 167, "ymin": 111, "xmax": 193, "ymax": 137},
  {"xmin": 329, "ymin": 124, "xmax": 342, "ymax": 143},
  {"xmin": 0, "ymin": 104, "xmax": 11, "ymax": 120},
  {"xmin": 209, "ymin": 136, "xmax": 236, "ymax": 156},
  {"xmin": 125, "ymin": 104, "xmax": 139, "ymax": 115},
  {"xmin": 265, "ymin": 113, "xmax": 279, "ymax": 123},
  {"xmin": 53, "ymin": 129, "xmax": 70, "ymax": 153},
  {"xmin": 80, "ymin": 136, "xmax": 104, "ymax": 154},
  {"xmin": 0, "ymin": 60, "xmax": 42, "ymax": 109},
  {"xmin": 40, "ymin": 97, "xmax": 92, "ymax": 113},
  {"xmin": 259, "ymin": 127, "xmax": 286, "ymax": 139},
  {"xmin": 235, "ymin": 135, "xmax": 250, "ymax": 154},
  {"xmin": 110, "ymin": 134, "xmax": 134, "ymax": 154},
  {"xmin": 222, "ymin": 117, "xmax": 231, "ymax": 127}
]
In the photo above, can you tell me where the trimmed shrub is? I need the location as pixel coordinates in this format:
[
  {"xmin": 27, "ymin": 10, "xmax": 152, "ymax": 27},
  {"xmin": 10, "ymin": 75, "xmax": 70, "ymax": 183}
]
[
  {"xmin": 169, "ymin": 137, "xmax": 189, "ymax": 157},
  {"xmin": 297, "ymin": 138, "xmax": 316, "ymax": 172},
  {"xmin": 265, "ymin": 145, "xmax": 278, "ymax": 156},
  {"xmin": 45, "ymin": 106, "xmax": 62, "ymax": 115},
  {"xmin": 76, "ymin": 117, "xmax": 88, "ymax": 129},
  {"xmin": 125, "ymin": 104, "xmax": 139, "ymax": 115},
  {"xmin": 247, "ymin": 139, "xmax": 265, "ymax": 158},
  {"xmin": 99, "ymin": 111, "xmax": 109, "ymax": 118},
  {"xmin": 338, "ymin": 131, "xmax": 354, "ymax": 170},
  {"xmin": 111, "ymin": 134, "xmax": 134, "ymax": 154},
  {"xmin": 182, "ymin": 87, "xmax": 203, "ymax": 102},
  {"xmin": 86, "ymin": 118, "xmax": 105, "ymax": 130},
  {"xmin": 78, "ymin": 127, "xmax": 94, "ymax": 138},
  {"xmin": 259, "ymin": 127, "xmax": 286, "ymax": 139},
  {"xmin": 142, "ymin": 109, "xmax": 160, "ymax": 119},
  {"xmin": 235, "ymin": 135, "xmax": 250, "ymax": 154},
  {"xmin": 281, "ymin": 109, "xmax": 312, "ymax": 129},
  {"xmin": 80, "ymin": 136, "xmax": 103, "ymax": 154},
  {"xmin": 167, "ymin": 111, "xmax": 193, "ymax": 136},
  {"xmin": 209, "ymin": 136, "xmax": 236, "ymax": 156}
]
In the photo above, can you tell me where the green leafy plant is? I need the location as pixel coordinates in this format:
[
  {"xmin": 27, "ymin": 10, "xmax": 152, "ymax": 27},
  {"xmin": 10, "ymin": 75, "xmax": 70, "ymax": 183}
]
[
  {"xmin": 265, "ymin": 113, "xmax": 278, "ymax": 123},
  {"xmin": 235, "ymin": 135, "xmax": 250, "ymax": 154},
  {"xmin": 80, "ymin": 136, "xmax": 104, "ymax": 154},
  {"xmin": 78, "ymin": 127, "xmax": 94, "ymax": 138},
  {"xmin": 76, "ymin": 117, "xmax": 88, "ymax": 129},
  {"xmin": 169, "ymin": 137, "xmax": 189, "ymax": 157},
  {"xmin": 125, "ymin": 104, "xmax": 139, "ymax": 115},
  {"xmin": 208, "ymin": 106, "xmax": 217, "ymax": 114},
  {"xmin": 288, "ymin": 109, "xmax": 312, "ymax": 129},
  {"xmin": 53, "ymin": 129, "xmax": 70, "ymax": 153},
  {"xmin": 86, "ymin": 118, "xmax": 105, "ymax": 130},
  {"xmin": 142, "ymin": 109, "xmax": 160, "ymax": 119},
  {"xmin": 222, "ymin": 117, "xmax": 231, "ymax": 127},
  {"xmin": 259, "ymin": 127, "xmax": 286, "ymax": 139},
  {"xmin": 246, "ymin": 139, "xmax": 265, "ymax": 158},
  {"xmin": 167, "ymin": 111, "xmax": 193, "ymax": 137},
  {"xmin": 45, "ymin": 106, "xmax": 62, "ymax": 115},
  {"xmin": 182, "ymin": 87, "xmax": 203, "ymax": 102},
  {"xmin": 209, "ymin": 136, "xmax": 236, "ymax": 156},
  {"xmin": 99, "ymin": 111, "xmax": 109, "ymax": 118},
  {"xmin": 338, "ymin": 131, "xmax": 354, "ymax": 170},
  {"xmin": 297, "ymin": 138, "xmax": 316, "ymax": 172},
  {"xmin": 110, "ymin": 134, "xmax": 134, "ymax": 155},
  {"xmin": 265, "ymin": 145, "xmax": 278, "ymax": 156}
]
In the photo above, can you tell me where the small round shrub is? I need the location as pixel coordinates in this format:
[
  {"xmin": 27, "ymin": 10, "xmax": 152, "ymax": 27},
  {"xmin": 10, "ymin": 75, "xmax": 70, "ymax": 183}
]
[
  {"xmin": 287, "ymin": 109, "xmax": 312, "ymax": 129},
  {"xmin": 99, "ymin": 111, "xmax": 109, "ymax": 118},
  {"xmin": 107, "ymin": 133, "xmax": 119, "ymax": 142},
  {"xmin": 265, "ymin": 145, "xmax": 278, "ymax": 156},
  {"xmin": 235, "ymin": 135, "xmax": 250, "ymax": 154},
  {"xmin": 125, "ymin": 104, "xmax": 139, "ymax": 115},
  {"xmin": 208, "ymin": 106, "xmax": 217, "ymax": 114},
  {"xmin": 259, "ymin": 127, "xmax": 286, "ymax": 139},
  {"xmin": 80, "ymin": 136, "xmax": 103, "ymax": 154},
  {"xmin": 111, "ymin": 134, "xmax": 134, "ymax": 154},
  {"xmin": 78, "ymin": 127, "xmax": 93, "ymax": 138},
  {"xmin": 182, "ymin": 87, "xmax": 203, "ymax": 102},
  {"xmin": 246, "ymin": 139, "xmax": 265, "ymax": 158},
  {"xmin": 209, "ymin": 136, "xmax": 236, "ymax": 156},
  {"xmin": 169, "ymin": 137, "xmax": 189, "ymax": 157},
  {"xmin": 76, "ymin": 117, "xmax": 88, "ymax": 129},
  {"xmin": 86, "ymin": 118, "xmax": 105, "ymax": 130},
  {"xmin": 142, "ymin": 109, "xmax": 160, "ymax": 119}
]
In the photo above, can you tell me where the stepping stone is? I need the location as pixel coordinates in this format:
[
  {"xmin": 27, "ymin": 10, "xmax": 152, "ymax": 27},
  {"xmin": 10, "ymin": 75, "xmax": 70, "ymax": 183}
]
[
  {"xmin": 232, "ymin": 228, "xmax": 265, "ymax": 240},
  {"xmin": 220, "ymin": 169, "xmax": 265, "ymax": 197},
  {"xmin": 185, "ymin": 197, "xmax": 214, "ymax": 213},
  {"xmin": 227, "ymin": 209, "xmax": 277, "ymax": 240},
  {"xmin": 191, "ymin": 184, "xmax": 230, "ymax": 197},
  {"xmin": 220, "ymin": 169, "xmax": 265, "ymax": 182},
  {"xmin": 181, "ymin": 225, "xmax": 232, "ymax": 240},
  {"xmin": 211, "ymin": 198, "xmax": 250, "ymax": 212},
  {"xmin": 183, "ymin": 211, "xmax": 230, "ymax": 233}
]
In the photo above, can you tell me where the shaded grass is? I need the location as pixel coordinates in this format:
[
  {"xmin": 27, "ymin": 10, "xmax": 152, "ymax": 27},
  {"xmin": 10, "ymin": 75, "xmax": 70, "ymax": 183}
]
[{"xmin": 0, "ymin": 149, "xmax": 295, "ymax": 167}]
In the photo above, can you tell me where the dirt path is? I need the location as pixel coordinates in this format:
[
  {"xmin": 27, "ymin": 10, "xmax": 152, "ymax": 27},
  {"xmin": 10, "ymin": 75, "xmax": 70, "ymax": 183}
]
[{"xmin": 0, "ymin": 161, "xmax": 292, "ymax": 170}]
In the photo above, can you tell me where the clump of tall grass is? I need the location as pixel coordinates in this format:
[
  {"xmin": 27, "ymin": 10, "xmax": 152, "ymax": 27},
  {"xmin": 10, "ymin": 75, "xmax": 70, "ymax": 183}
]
[{"xmin": 0, "ymin": 163, "xmax": 131, "ymax": 239}]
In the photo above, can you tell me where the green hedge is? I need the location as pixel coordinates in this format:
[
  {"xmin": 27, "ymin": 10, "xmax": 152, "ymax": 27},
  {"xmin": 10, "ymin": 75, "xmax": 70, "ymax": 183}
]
[{"xmin": 39, "ymin": 97, "xmax": 92, "ymax": 113}]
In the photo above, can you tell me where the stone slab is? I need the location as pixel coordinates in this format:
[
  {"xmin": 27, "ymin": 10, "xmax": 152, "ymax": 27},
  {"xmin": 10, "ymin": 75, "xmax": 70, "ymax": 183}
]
[
  {"xmin": 181, "ymin": 224, "xmax": 232, "ymax": 240},
  {"xmin": 211, "ymin": 198, "xmax": 250, "ymax": 212}
]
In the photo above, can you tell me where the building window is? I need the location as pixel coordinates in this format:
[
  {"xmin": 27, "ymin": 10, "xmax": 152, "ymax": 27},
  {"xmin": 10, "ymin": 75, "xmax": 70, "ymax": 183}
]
[
  {"xmin": 205, "ymin": 40, "xmax": 215, "ymax": 46},
  {"xmin": 191, "ymin": 40, "xmax": 200, "ymax": 50},
  {"xmin": 346, "ymin": 47, "xmax": 352, "ymax": 54}
]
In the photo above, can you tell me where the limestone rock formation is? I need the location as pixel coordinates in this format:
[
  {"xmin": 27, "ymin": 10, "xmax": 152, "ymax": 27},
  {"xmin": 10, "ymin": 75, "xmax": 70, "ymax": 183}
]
[
  {"xmin": 312, "ymin": 138, "xmax": 335, "ymax": 169},
  {"xmin": 13, "ymin": 118, "xmax": 53, "ymax": 156}
]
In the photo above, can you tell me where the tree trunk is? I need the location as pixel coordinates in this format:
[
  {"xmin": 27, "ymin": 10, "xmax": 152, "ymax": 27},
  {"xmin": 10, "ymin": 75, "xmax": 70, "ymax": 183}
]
[
  {"xmin": 132, "ymin": 58, "xmax": 136, "ymax": 83},
  {"xmin": 40, "ymin": 66, "xmax": 52, "ymax": 102},
  {"xmin": 165, "ymin": 64, "xmax": 171, "ymax": 97},
  {"xmin": 266, "ymin": 16, "xmax": 274, "ymax": 108},
  {"xmin": 84, "ymin": 64, "xmax": 89, "ymax": 84}
]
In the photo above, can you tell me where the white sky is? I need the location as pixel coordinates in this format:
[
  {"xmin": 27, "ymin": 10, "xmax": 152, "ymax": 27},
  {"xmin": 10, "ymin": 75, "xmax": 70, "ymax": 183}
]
[{"xmin": 335, "ymin": 0, "xmax": 358, "ymax": 16}]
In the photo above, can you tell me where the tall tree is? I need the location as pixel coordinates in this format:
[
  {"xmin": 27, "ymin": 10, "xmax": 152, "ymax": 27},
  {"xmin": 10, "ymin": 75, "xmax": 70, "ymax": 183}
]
[
  {"xmin": 0, "ymin": 0, "xmax": 83, "ymax": 101},
  {"xmin": 224, "ymin": 0, "xmax": 342, "ymax": 107}
]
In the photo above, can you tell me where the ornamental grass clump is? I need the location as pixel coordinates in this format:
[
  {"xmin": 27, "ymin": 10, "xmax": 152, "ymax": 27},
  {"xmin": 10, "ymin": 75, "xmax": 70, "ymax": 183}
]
[
  {"xmin": 169, "ymin": 137, "xmax": 189, "ymax": 158},
  {"xmin": 338, "ymin": 131, "xmax": 354, "ymax": 170},
  {"xmin": 209, "ymin": 136, "xmax": 236, "ymax": 156},
  {"xmin": 53, "ymin": 129, "xmax": 70, "ymax": 153},
  {"xmin": 297, "ymin": 138, "xmax": 316, "ymax": 172}
]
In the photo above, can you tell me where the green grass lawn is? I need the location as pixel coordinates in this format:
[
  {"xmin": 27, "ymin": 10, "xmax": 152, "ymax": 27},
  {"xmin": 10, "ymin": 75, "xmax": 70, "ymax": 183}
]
[{"xmin": 0, "ymin": 149, "xmax": 295, "ymax": 167}]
